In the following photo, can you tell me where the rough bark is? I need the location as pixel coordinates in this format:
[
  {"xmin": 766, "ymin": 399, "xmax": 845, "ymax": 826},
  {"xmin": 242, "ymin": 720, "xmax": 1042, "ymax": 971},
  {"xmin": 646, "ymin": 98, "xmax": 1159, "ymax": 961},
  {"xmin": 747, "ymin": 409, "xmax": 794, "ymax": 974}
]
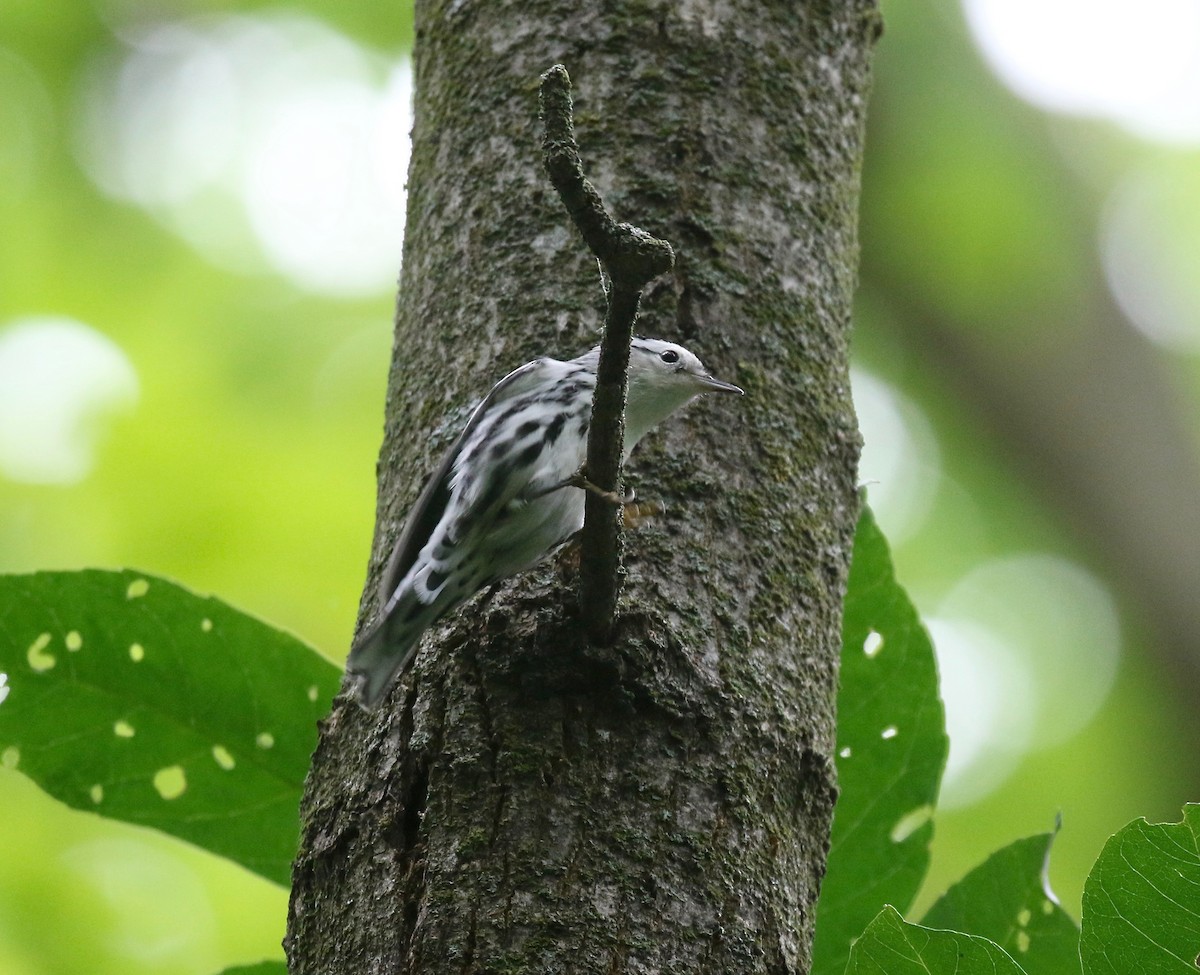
[{"xmin": 286, "ymin": 2, "xmax": 877, "ymax": 973}]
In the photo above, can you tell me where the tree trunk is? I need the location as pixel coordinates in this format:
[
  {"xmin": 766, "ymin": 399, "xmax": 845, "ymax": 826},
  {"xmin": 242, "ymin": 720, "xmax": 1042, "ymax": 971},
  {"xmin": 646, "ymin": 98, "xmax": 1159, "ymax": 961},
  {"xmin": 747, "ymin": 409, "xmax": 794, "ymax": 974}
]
[{"xmin": 286, "ymin": 2, "xmax": 877, "ymax": 972}]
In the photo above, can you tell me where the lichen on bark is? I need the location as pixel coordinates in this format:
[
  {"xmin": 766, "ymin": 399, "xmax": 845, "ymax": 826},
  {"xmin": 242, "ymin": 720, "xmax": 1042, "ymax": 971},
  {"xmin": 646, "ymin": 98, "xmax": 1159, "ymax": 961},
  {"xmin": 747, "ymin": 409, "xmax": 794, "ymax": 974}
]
[{"xmin": 286, "ymin": 2, "xmax": 878, "ymax": 973}]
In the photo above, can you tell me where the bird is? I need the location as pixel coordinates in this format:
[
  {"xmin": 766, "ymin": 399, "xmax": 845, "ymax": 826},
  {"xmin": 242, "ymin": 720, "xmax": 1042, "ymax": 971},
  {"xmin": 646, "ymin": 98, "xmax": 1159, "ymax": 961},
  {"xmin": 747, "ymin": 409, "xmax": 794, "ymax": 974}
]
[{"xmin": 346, "ymin": 337, "xmax": 743, "ymax": 707}]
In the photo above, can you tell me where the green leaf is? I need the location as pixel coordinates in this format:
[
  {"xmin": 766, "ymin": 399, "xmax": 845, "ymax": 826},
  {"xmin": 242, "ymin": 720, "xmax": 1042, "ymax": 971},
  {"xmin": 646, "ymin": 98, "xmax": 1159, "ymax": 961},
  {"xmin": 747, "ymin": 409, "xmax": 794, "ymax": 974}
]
[
  {"xmin": 216, "ymin": 963, "xmax": 288, "ymax": 975},
  {"xmin": 0, "ymin": 570, "xmax": 341, "ymax": 887},
  {"xmin": 1080, "ymin": 804, "xmax": 1200, "ymax": 975},
  {"xmin": 846, "ymin": 905, "xmax": 1028, "ymax": 975},
  {"xmin": 923, "ymin": 831, "xmax": 1080, "ymax": 975},
  {"xmin": 812, "ymin": 506, "xmax": 949, "ymax": 975}
]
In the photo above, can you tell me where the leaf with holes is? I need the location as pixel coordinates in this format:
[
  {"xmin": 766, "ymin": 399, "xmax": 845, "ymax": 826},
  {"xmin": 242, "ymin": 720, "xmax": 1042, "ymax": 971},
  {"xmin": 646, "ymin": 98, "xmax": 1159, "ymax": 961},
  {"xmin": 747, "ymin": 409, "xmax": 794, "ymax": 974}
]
[
  {"xmin": 0, "ymin": 570, "xmax": 341, "ymax": 887},
  {"xmin": 846, "ymin": 906, "xmax": 1028, "ymax": 974},
  {"xmin": 923, "ymin": 831, "xmax": 1080, "ymax": 975},
  {"xmin": 1080, "ymin": 804, "xmax": 1200, "ymax": 975},
  {"xmin": 811, "ymin": 505, "xmax": 949, "ymax": 975}
]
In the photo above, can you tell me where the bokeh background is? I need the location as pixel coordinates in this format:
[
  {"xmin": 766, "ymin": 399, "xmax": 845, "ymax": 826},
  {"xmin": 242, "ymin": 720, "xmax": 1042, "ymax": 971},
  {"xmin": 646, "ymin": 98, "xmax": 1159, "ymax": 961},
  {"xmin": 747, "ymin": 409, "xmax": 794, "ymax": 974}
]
[{"xmin": 2, "ymin": 0, "xmax": 1197, "ymax": 971}]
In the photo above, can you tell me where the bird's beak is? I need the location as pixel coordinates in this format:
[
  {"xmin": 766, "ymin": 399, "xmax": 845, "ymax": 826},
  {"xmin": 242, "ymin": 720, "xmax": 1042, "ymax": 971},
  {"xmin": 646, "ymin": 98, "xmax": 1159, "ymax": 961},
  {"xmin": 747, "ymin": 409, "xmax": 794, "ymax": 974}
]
[{"xmin": 694, "ymin": 373, "xmax": 744, "ymax": 396}]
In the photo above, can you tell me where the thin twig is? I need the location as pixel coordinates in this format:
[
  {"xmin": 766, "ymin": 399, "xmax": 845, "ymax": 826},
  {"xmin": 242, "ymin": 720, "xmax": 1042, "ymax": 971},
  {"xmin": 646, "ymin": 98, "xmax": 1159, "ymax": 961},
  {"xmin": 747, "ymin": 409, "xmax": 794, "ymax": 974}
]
[{"xmin": 538, "ymin": 63, "xmax": 674, "ymax": 645}]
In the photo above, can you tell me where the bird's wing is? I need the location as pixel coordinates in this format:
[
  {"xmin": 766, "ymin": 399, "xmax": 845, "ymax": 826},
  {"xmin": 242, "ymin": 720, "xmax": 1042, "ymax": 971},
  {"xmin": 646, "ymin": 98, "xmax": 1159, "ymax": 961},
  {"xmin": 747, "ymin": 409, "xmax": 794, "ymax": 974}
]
[{"xmin": 377, "ymin": 357, "xmax": 558, "ymax": 602}]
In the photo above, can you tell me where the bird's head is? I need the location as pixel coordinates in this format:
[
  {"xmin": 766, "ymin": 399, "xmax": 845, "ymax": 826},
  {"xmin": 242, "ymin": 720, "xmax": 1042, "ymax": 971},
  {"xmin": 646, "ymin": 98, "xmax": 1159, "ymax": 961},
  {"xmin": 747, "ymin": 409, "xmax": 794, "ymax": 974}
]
[{"xmin": 623, "ymin": 338, "xmax": 743, "ymax": 448}]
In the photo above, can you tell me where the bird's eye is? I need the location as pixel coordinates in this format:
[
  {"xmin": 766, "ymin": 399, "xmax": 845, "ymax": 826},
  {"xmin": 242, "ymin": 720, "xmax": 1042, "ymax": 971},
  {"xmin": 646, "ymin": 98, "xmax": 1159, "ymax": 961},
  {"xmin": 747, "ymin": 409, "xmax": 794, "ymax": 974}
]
[{"xmin": 660, "ymin": 350, "xmax": 680, "ymax": 364}]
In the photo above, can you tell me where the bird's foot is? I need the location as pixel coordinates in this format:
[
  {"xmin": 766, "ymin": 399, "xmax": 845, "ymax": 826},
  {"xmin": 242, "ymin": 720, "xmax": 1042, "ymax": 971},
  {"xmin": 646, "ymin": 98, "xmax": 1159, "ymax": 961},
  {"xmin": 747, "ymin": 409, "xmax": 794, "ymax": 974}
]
[
  {"xmin": 565, "ymin": 468, "xmax": 624, "ymax": 505},
  {"xmin": 622, "ymin": 498, "xmax": 665, "ymax": 530}
]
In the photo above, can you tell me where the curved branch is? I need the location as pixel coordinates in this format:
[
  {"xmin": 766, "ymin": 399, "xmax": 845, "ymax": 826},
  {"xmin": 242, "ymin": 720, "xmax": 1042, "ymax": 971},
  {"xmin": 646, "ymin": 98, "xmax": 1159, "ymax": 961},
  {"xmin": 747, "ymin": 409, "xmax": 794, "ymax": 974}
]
[{"xmin": 538, "ymin": 63, "xmax": 675, "ymax": 645}]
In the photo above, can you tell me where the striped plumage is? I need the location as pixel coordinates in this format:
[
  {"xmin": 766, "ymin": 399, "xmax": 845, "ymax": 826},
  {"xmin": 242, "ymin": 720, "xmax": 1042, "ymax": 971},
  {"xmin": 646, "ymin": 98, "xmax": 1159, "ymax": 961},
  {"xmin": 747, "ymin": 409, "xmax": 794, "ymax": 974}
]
[{"xmin": 347, "ymin": 337, "xmax": 743, "ymax": 708}]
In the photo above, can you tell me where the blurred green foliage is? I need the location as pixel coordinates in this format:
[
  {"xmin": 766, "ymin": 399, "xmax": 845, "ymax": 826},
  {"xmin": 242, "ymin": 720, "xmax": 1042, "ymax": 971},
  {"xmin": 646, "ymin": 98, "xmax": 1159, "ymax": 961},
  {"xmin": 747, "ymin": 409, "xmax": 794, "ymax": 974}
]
[
  {"xmin": 846, "ymin": 906, "xmax": 1027, "ymax": 975},
  {"xmin": 922, "ymin": 833, "xmax": 1080, "ymax": 975},
  {"xmin": 1081, "ymin": 806, "xmax": 1200, "ymax": 973},
  {"xmin": 0, "ymin": 570, "xmax": 340, "ymax": 886},
  {"xmin": 814, "ymin": 508, "xmax": 947, "ymax": 975},
  {"xmin": 6, "ymin": 512, "xmax": 1188, "ymax": 975},
  {"xmin": 1, "ymin": 3, "xmax": 407, "ymax": 972}
]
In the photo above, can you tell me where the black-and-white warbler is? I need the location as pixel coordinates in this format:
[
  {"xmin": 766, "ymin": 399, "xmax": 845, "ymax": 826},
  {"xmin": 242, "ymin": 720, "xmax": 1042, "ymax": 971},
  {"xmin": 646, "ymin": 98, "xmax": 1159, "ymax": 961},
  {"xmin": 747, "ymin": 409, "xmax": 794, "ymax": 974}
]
[{"xmin": 347, "ymin": 337, "xmax": 743, "ymax": 707}]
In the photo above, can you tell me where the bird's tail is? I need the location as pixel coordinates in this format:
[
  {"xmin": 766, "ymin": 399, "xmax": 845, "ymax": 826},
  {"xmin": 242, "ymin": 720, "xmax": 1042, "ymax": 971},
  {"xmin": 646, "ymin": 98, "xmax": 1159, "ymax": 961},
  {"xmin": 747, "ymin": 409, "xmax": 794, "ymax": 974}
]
[{"xmin": 346, "ymin": 589, "xmax": 436, "ymax": 709}]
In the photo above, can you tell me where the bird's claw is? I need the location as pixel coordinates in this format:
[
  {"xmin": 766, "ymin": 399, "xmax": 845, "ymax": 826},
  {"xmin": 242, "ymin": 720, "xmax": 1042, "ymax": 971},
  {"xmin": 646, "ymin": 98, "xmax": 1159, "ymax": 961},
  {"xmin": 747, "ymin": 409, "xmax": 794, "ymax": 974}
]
[
  {"xmin": 565, "ymin": 470, "xmax": 662, "ymax": 527},
  {"xmin": 566, "ymin": 469, "xmax": 624, "ymax": 505},
  {"xmin": 622, "ymin": 498, "xmax": 665, "ymax": 530}
]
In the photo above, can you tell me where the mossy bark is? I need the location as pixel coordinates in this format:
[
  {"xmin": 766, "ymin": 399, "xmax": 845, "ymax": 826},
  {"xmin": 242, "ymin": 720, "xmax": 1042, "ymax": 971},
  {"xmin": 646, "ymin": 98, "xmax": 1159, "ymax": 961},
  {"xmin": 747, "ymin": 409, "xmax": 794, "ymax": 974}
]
[{"xmin": 286, "ymin": 2, "xmax": 878, "ymax": 973}]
